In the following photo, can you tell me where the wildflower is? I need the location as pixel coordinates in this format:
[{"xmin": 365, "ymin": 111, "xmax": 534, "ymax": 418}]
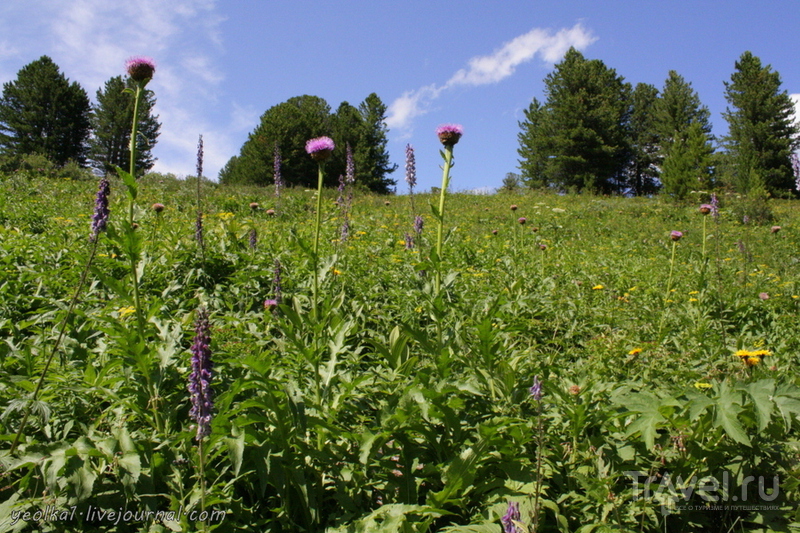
[
  {"xmin": 90, "ymin": 176, "xmax": 110, "ymax": 242},
  {"xmin": 592, "ymin": 285, "xmax": 604, "ymax": 290},
  {"xmin": 405, "ymin": 144, "xmax": 416, "ymax": 189},
  {"xmin": 510, "ymin": 204, "xmax": 518, "ymax": 211},
  {"xmin": 694, "ymin": 382, "xmax": 712, "ymax": 390},
  {"xmin": 196, "ymin": 135, "xmax": 203, "ymax": 179},
  {"xmin": 436, "ymin": 123, "xmax": 463, "ymax": 146},
  {"xmin": 710, "ymin": 193, "xmax": 719, "ymax": 219},
  {"xmin": 274, "ymin": 143, "xmax": 283, "ymax": 196},
  {"xmin": 384, "ymin": 201, "xmax": 391, "ymax": 206},
  {"xmin": 501, "ymin": 501, "xmax": 522, "ymax": 533},
  {"xmin": 118, "ymin": 306, "xmax": 136, "ymax": 318},
  {"xmin": 305, "ymin": 136, "xmax": 335, "ymax": 161},
  {"xmin": 152, "ymin": 202, "xmax": 165, "ymax": 213},
  {"xmin": 340, "ymin": 218, "xmax": 350, "ymax": 241},
  {"xmin": 568, "ymin": 384, "xmax": 581, "ymax": 395},
  {"xmin": 628, "ymin": 347, "xmax": 642, "ymax": 355},
  {"xmin": 404, "ymin": 232, "xmax": 414, "ymax": 249},
  {"xmin": 699, "ymin": 204, "xmax": 713, "ymax": 215},
  {"xmin": 492, "ymin": 229, "xmax": 498, "ymax": 235},
  {"xmin": 413, "ymin": 215, "xmax": 424, "ymax": 235},
  {"xmin": 266, "ymin": 209, "xmax": 276, "ymax": 216},
  {"xmin": 531, "ymin": 227, "xmax": 539, "ymax": 232},
  {"xmin": 345, "ymin": 143, "xmax": 355, "ymax": 183},
  {"xmin": 517, "ymin": 217, "xmax": 526, "ymax": 225},
  {"xmin": 250, "ymin": 202, "xmax": 259, "ymax": 210},
  {"xmin": 759, "ymin": 292, "xmax": 769, "ymax": 300},
  {"xmin": 670, "ymin": 230, "xmax": 683, "ymax": 241},
  {"xmin": 195, "ymin": 212, "xmax": 204, "ymax": 246},
  {"xmin": 529, "ymin": 376, "xmax": 543, "ymax": 401},
  {"xmin": 264, "ymin": 299, "xmax": 278, "ymax": 312},
  {"xmin": 125, "ymin": 56, "xmax": 156, "ymax": 82},
  {"xmin": 188, "ymin": 307, "xmax": 213, "ymax": 441},
  {"xmin": 539, "ymin": 244, "xmax": 547, "ymax": 251},
  {"xmin": 249, "ymin": 228, "xmax": 257, "ymax": 249},
  {"xmin": 771, "ymin": 225, "xmax": 781, "ymax": 234}
]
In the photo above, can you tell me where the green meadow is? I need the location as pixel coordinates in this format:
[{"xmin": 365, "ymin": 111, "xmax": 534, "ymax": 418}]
[{"xmin": 1, "ymin": 172, "xmax": 799, "ymax": 532}]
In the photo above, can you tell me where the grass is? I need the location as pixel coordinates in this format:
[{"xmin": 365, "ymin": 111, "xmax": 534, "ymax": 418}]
[{"xmin": 0, "ymin": 171, "xmax": 799, "ymax": 532}]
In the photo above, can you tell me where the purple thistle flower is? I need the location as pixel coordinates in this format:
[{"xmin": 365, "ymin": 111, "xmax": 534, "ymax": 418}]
[
  {"xmin": 413, "ymin": 215, "xmax": 424, "ymax": 235},
  {"xmin": 346, "ymin": 143, "xmax": 355, "ymax": 184},
  {"xmin": 125, "ymin": 56, "xmax": 156, "ymax": 82},
  {"xmin": 529, "ymin": 376, "xmax": 543, "ymax": 402},
  {"xmin": 264, "ymin": 298, "xmax": 278, "ymax": 312},
  {"xmin": 670, "ymin": 230, "xmax": 683, "ymax": 242},
  {"xmin": 274, "ymin": 143, "xmax": 283, "ymax": 196},
  {"xmin": 306, "ymin": 136, "xmax": 335, "ymax": 161},
  {"xmin": 436, "ymin": 123, "xmax": 463, "ymax": 146},
  {"xmin": 196, "ymin": 135, "xmax": 204, "ymax": 180},
  {"xmin": 90, "ymin": 176, "xmax": 110, "ymax": 242},
  {"xmin": 699, "ymin": 204, "xmax": 713, "ymax": 215},
  {"xmin": 405, "ymin": 144, "xmax": 416, "ymax": 190},
  {"xmin": 188, "ymin": 307, "xmax": 213, "ymax": 441},
  {"xmin": 249, "ymin": 228, "xmax": 257, "ymax": 249},
  {"xmin": 518, "ymin": 217, "xmax": 527, "ymax": 225},
  {"xmin": 501, "ymin": 501, "xmax": 522, "ymax": 533}
]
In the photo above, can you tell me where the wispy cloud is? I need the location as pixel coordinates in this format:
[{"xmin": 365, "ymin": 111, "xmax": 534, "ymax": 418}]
[
  {"xmin": 0, "ymin": 0, "xmax": 235, "ymax": 178},
  {"xmin": 386, "ymin": 23, "xmax": 596, "ymax": 133},
  {"xmin": 792, "ymin": 94, "xmax": 800, "ymax": 125}
]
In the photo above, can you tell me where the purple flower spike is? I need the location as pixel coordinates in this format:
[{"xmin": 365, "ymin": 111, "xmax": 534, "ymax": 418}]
[
  {"xmin": 306, "ymin": 136, "xmax": 335, "ymax": 161},
  {"xmin": 125, "ymin": 56, "xmax": 156, "ymax": 82},
  {"xmin": 501, "ymin": 501, "xmax": 522, "ymax": 533},
  {"xmin": 90, "ymin": 176, "xmax": 110, "ymax": 242},
  {"xmin": 405, "ymin": 144, "xmax": 416, "ymax": 189},
  {"xmin": 436, "ymin": 123, "xmax": 463, "ymax": 146},
  {"xmin": 413, "ymin": 215, "xmax": 424, "ymax": 235},
  {"xmin": 188, "ymin": 307, "xmax": 213, "ymax": 441},
  {"xmin": 345, "ymin": 143, "xmax": 355, "ymax": 183},
  {"xmin": 274, "ymin": 143, "xmax": 283, "ymax": 196},
  {"xmin": 529, "ymin": 375, "xmax": 543, "ymax": 402}
]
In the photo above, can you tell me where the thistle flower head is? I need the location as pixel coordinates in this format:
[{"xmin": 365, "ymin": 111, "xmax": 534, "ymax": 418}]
[
  {"xmin": 436, "ymin": 123, "xmax": 463, "ymax": 146},
  {"xmin": 90, "ymin": 176, "xmax": 110, "ymax": 242},
  {"xmin": 152, "ymin": 202, "xmax": 165, "ymax": 213},
  {"xmin": 699, "ymin": 204, "xmax": 713, "ymax": 215},
  {"xmin": 405, "ymin": 144, "xmax": 416, "ymax": 189},
  {"xmin": 125, "ymin": 56, "xmax": 156, "ymax": 82},
  {"xmin": 264, "ymin": 299, "xmax": 278, "ymax": 311},
  {"xmin": 670, "ymin": 230, "xmax": 683, "ymax": 242},
  {"xmin": 306, "ymin": 136, "xmax": 335, "ymax": 161},
  {"xmin": 501, "ymin": 501, "xmax": 522, "ymax": 533},
  {"xmin": 771, "ymin": 225, "xmax": 781, "ymax": 234},
  {"xmin": 518, "ymin": 217, "xmax": 527, "ymax": 225},
  {"xmin": 188, "ymin": 307, "xmax": 213, "ymax": 441}
]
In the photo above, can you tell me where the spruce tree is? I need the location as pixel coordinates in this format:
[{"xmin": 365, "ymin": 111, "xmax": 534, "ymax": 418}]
[
  {"xmin": 354, "ymin": 93, "xmax": 397, "ymax": 194},
  {"xmin": 626, "ymin": 83, "xmax": 661, "ymax": 195},
  {"xmin": 0, "ymin": 56, "xmax": 91, "ymax": 166},
  {"xmin": 89, "ymin": 75, "xmax": 160, "ymax": 175},
  {"xmin": 516, "ymin": 98, "xmax": 549, "ymax": 189},
  {"xmin": 723, "ymin": 51, "xmax": 799, "ymax": 196}
]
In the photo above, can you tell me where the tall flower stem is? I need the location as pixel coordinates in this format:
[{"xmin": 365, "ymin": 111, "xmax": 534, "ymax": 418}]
[
  {"xmin": 127, "ymin": 82, "xmax": 146, "ymax": 335},
  {"xmin": 435, "ymin": 145, "xmax": 454, "ymax": 294},
  {"xmin": 313, "ymin": 161, "xmax": 325, "ymax": 318},
  {"xmin": 11, "ymin": 240, "xmax": 99, "ymax": 454}
]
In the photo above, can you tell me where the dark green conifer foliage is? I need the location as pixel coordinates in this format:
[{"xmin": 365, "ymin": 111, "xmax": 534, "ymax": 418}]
[
  {"xmin": 0, "ymin": 56, "xmax": 91, "ymax": 166},
  {"xmin": 626, "ymin": 83, "xmax": 661, "ymax": 195}
]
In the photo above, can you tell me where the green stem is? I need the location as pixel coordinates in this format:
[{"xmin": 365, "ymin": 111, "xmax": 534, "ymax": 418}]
[
  {"xmin": 11, "ymin": 240, "xmax": 99, "ymax": 454},
  {"xmin": 702, "ymin": 216, "xmax": 707, "ymax": 261},
  {"xmin": 312, "ymin": 162, "xmax": 325, "ymax": 318},
  {"xmin": 198, "ymin": 437, "xmax": 208, "ymax": 532},
  {"xmin": 435, "ymin": 146, "xmax": 454, "ymax": 293},
  {"xmin": 128, "ymin": 83, "xmax": 145, "ymax": 335},
  {"xmin": 665, "ymin": 241, "xmax": 678, "ymax": 304}
]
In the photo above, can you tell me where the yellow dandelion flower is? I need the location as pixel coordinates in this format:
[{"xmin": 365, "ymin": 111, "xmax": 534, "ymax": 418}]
[
  {"xmin": 694, "ymin": 382, "xmax": 712, "ymax": 390},
  {"xmin": 332, "ymin": 269, "xmax": 342, "ymax": 276},
  {"xmin": 734, "ymin": 349, "xmax": 752, "ymax": 358},
  {"xmin": 118, "ymin": 306, "xmax": 136, "ymax": 318},
  {"xmin": 592, "ymin": 285, "xmax": 604, "ymax": 290},
  {"xmin": 688, "ymin": 291, "xmax": 699, "ymax": 295},
  {"xmin": 744, "ymin": 355, "xmax": 761, "ymax": 367},
  {"xmin": 689, "ymin": 298, "xmax": 699, "ymax": 302},
  {"xmin": 628, "ymin": 348, "xmax": 642, "ymax": 356},
  {"xmin": 750, "ymin": 349, "xmax": 772, "ymax": 357}
]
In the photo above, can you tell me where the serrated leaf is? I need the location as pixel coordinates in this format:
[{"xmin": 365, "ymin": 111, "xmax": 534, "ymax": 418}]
[
  {"xmin": 744, "ymin": 379, "xmax": 775, "ymax": 432},
  {"xmin": 715, "ymin": 382, "xmax": 751, "ymax": 446}
]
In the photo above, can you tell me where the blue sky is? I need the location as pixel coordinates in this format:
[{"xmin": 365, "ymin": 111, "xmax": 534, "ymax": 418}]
[{"xmin": 1, "ymin": 0, "xmax": 799, "ymax": 193}]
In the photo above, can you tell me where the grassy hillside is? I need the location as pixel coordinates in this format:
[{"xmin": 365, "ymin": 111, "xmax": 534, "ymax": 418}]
[{"xmin": 1, "ymin": 172, "xmax": 799, "ymax": 532}]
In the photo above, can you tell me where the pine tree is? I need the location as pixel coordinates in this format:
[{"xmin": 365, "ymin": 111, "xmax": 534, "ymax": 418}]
[
  {"xmin": 653, "ymin": 71, "xmax": 715, "ymax": 200},
  {"xmin": 517, "ymin": 98, "xmax": 549, "ymax": 188},
  {"xmin": 626, "ymin": 83, "xmax": 661, "ymax": 195},
  {"xmin": 89, "ymin": 75, "xmax": 160, "ymax": 175},
  {"xmin": 0, "ymin": 56, "xmax": 91, "ymax": 166},
  {"xmin": 354, "ymin": 93, "xmax": 397, "ymax": 194},
  {"xmin": 518, "ymin": 48, "xmax": 631, "ymax": 193},
  {"xmin": 723, "ymin": 51, "xmax": 799, "ymax": 196}
]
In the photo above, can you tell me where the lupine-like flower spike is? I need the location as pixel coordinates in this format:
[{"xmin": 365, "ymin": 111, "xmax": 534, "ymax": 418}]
[
  {"xmin": 196, "ymin": 135, "xmax": 204, "ymax": 179},
  {"xmin": 501, "ymin": 501, "xmax": 522, "ymax": 533},
  {"xmin": 345, "ymin": 143, "xmax": 355, "ymax": 184},
  {"xmin": 529, "ymin": 375, "xmax": 543, "ymax": 402},
  {"xmin": 188, "ymin": 307, "xmax": 213, "ymax": 441},
  {"xmin": 405, "ymin": 144, "xmax": 416, "ymax": 189},
  {"xmin": 710, "ymin": 193, "xmax": 719, "ymax": 220},
  {"xmin": 306, "ymin": 136, "xmax": 335, "ymax": 161},
  {"xmin": 274, "ymin": 143, "xmax": 283, "ymax": 196},
  {"xmin": 195, "ymin": 212, "xmax": 204, "ymax": 246},
  {"xmin": 249, "ymin": 228, "xmax": 257, "ymax": 249},
  {"xmin": 436, "ymin": 123, "xmax": 463, "ymax": 146},
  {"xmin": 90, "ymin": 176, "xmax": 110, "ymax": 242},
  {"xmin": 413, "ymin": 215, "xmax": 424, "ymax": 235},
  {"xmin": 126, "ymin": 56, "xmax": 156, "ymax": 83}
]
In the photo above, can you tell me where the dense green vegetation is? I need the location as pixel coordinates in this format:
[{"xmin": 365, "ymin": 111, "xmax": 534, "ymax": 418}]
[{"xmin": 0, "ymin": 169, "xmax": 798, "ymax": 532}]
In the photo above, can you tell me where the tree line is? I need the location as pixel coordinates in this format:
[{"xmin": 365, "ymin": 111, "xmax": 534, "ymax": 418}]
[
  {"xmin": 219, "ymin": 94, "xmax": 397, "ymax": 194},
  {"xmin": 517, "ymin": 49, "xmax": 799, "ymax": 198},
  {"xmin": 0, "ymin": 56, "xmax": 160, "ymax": 175}
]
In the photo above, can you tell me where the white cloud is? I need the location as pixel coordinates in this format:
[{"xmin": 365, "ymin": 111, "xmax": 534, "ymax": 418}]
[
  {"xmin": 386, "ymin": 23, "xmax": 596, "ymax": 133},
  {"xmin": 792, "ymin": 93, "xmax": 800, "ymax": 125}
]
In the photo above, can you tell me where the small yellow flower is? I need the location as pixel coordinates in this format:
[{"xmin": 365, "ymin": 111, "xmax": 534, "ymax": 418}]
[
  {"xmin": 744, "ymin": 355, "xmax": 762, "ymax": 367},
  {"xmin": 592, "ymin": 285, "xmax": 604, "ymax": 290},
  {"xmin": 689, "ymin": 291, "xmax": 699, "ymax": 295},
  {"xmin": 332, "ymin": 268, "xmax": 342, "ymax": 276},
  {"xmin": 750, "ymin": 349, "xmax": 772, "ymax": 357},
  {"xmin": 734, "ymin": 349, "xmax": 751, "ymax": 358},
  {"xmin": 628, "ymin": 348, "xmax": 642, "ymax": 356},
  {"xmin": 689, "ymin": 298, "xmax": 698, "ymax": 302},
  {"xmin": 118, "ymin": 306, "xmax": 136, "ymax": 318},
  {"xmin": 694, "ymin": 382, "xmax": 712, "ymax": 390}
]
